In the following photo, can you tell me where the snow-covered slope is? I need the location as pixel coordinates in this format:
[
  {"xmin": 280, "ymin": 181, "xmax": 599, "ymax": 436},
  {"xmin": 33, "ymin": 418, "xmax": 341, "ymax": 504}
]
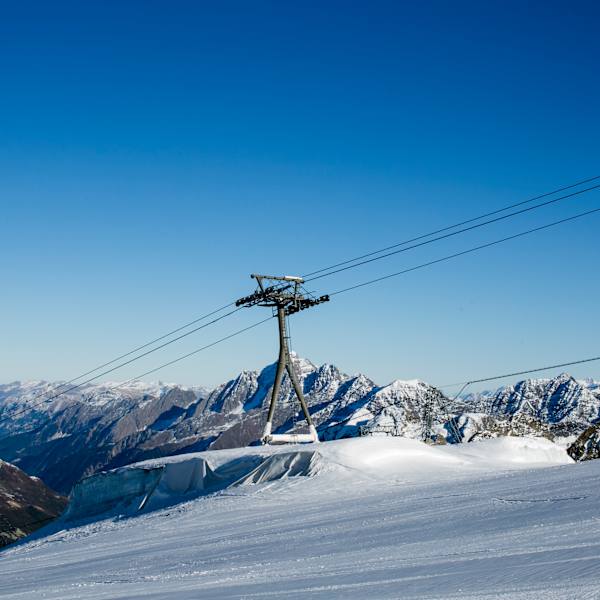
[{"xmin": 3, "ymin": 437, "xmax": 598, "ymax": 599}]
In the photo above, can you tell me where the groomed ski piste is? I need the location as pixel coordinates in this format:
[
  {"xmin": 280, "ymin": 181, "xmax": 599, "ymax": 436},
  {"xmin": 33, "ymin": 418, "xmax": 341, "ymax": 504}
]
[{"xmin": 2, "ymin": 436, "xmax": 600, "ymax": 599}]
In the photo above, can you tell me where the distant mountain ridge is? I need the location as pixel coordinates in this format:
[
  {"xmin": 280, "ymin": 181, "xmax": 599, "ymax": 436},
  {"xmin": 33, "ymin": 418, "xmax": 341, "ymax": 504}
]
[
  {"xmin": 463, "ymin": 374, "xmax": 600, "ymax": 423},
  {"xmin": 457, "ymin": 374, "xmax": 600, "ymax": 441},
  {"xmin": 1, "ymin": 357, "xmax": 599, "ymax": 493}
]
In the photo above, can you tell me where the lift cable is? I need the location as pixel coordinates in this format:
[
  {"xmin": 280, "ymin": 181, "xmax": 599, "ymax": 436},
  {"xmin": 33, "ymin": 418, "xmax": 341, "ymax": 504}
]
[
  {"xmin": 435, "ymin": 390, "xmax": 465, "ymax": 443},
  {"xmin": 430, "ymin": 354, "xmax": 600, "ymax": 443},
  {"xmin": 302, "ymin": 174, "xmax": 600, "ymax": 280},
  {"xmin": 4, "ymin": 179, "xmax": 599, "ymax": 426},
  {"xmin": 12, "ymin": 176, "xmax": 597, "ymax": 420},
  {"xmin": 327, "ymin": 206, "xmax": 600, "ymax": 297},
  {"xmin": 0, "ymin": 307, "xmax": 244, "ymax": 425},
  {"xmin": 0, "ymin": 316, "xmax": 273, "ymax": 443},
  {"xmin": 6, "ymin": 301, "xmax": 237, "ymax": 415},
  {"xmin": 106, "ymin": 316, "xmax": 272, "ymax": 387},
  {"xmin": 11, "ymin": 205, "xmax": 596, "ymax": 425},
  {"xmin": 439, "ymin": 354, "xmax": 600, "ymax": 391},
  {"xmin": 436, "ymin": 382, "xmax": 473, "ymax": 443},
  {"xmin": 305, "ymin": 183, "xmax": 600, "ymax": 283},
  {"xmin": 55, "ymin": 301, "xmax": 235, "ymax": 386}
]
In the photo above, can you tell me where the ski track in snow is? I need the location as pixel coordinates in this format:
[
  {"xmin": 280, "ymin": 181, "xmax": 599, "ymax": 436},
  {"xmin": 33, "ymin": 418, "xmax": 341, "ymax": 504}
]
[{"xmin": 1, "ymin": 438, "xmax": 600, "ymax": 599}]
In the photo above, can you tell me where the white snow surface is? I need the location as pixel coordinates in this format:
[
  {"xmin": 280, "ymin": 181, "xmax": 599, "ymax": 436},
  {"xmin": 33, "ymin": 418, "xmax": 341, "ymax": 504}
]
[{"xmin": 2, "ymin": 436, "xmax": 600, "ymax": 599}]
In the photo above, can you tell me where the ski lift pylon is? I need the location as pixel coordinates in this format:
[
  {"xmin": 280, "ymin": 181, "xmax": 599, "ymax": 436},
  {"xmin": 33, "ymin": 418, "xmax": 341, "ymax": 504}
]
[{"xmin": 236, "ymin": 273, "xmax": 328, "ymax": 445}]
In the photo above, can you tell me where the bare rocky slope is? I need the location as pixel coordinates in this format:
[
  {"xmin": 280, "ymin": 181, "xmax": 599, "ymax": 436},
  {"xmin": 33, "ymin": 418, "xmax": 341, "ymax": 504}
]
[
  {"xmin": 0, "ymin": 459, "xmax": 67, "ymax": 547},
  {"xmin": 567, "ymin": 423, "xmax": 600, "ymax": 461},
  {"xmin": 1, "ymin": 358, "xmax": 599, "ymax": 493}
]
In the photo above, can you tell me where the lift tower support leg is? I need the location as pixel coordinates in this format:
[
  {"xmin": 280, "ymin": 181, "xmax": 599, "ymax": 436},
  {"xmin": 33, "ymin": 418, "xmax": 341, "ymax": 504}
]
[
  {"xmin": 263, "ymin": 306, "xmax": 318, "ymax": 444},
  {"xmin": 235, "ymin": 273, "xmax": 329, "ymax": 445}
]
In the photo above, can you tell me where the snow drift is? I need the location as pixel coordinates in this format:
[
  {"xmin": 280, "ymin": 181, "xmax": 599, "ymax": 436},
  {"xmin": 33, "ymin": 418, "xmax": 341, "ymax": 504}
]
[{"xmin": 63, "ymin": 436, "xmax": 571, "ymax": 522}]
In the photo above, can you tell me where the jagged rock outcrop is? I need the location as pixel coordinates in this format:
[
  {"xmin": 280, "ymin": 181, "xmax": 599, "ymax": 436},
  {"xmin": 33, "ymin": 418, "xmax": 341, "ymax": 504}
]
[
  {"xmin": 490, "ymin": 373, "xmax": 599, "ymax": 423},
  {"xmin": 0, "ymin": 460, "xmax": 67, "ymax": 547},
  {"xmin": 462, "ymin": 374, "xmax": 600, "ymax": 441},
  {"xmin": 318, "ymin": 378, "xmax": 443, "ymax": 440},
  {"xmin": 567, "ymin": 424, "xmax": 600, "ymax": 461},
  {"xmin": 448, "ymin": 412, "xmax": 553, "ymax": 443}
]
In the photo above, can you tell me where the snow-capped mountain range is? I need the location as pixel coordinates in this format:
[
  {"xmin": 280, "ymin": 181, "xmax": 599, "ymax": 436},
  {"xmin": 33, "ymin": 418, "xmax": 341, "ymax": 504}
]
[{"xmin": 1, "ymin": 356, "xmax": 599, "ymax": 493}]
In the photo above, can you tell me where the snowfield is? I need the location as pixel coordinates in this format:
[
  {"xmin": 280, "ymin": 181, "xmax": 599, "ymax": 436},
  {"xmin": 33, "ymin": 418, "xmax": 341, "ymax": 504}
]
[{"xmin": 2, "ymin": 437, "xmax": 600, "ymax": 599}]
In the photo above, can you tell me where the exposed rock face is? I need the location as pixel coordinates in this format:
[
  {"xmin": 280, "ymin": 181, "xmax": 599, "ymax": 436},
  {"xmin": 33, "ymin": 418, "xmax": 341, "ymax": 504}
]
[
  {"xmin": 449, "ymin": 412, "xmax": 553, "ymax": 443},
  {"xmin": 461, "ymin": 374, "xmax": 600, "ymax": 442},
  {"xmin": 488, "ymin": 373, "xmax": 600, "ymax": 424},
  {"xmin": 567, "ymin": 424, "xmax": 600, "ymax": 461},
  {"xmin": 318, "ymin": 378, "xmax": 444, "ymax": 441},
  {"xmin": 1, "ymin": 364, "xmax": 599, "ymax": 493},
  {"xmin": 0, "ymin": 460, "xmax": 67, "ymax": 547}
]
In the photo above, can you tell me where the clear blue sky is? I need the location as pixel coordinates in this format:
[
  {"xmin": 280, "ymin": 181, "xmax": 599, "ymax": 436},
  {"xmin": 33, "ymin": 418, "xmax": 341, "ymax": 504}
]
[{"xmin": 1, "ymin": 1, "xmax": 599, "ymax": 390}]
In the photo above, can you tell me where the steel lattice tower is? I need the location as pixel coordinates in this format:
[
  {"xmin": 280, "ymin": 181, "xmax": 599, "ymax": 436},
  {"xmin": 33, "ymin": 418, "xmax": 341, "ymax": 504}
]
[{"xmin": 421, "ymin": 389, "xmax": 435, "ymax": 443}]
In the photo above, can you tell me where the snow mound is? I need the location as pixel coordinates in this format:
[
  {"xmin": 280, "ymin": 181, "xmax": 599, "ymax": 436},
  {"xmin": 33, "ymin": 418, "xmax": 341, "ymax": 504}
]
[
  {"xmin": 315, "ymin": 436, "xmax": 572, "ymax": 483},
  {"xmin": 63, "ymin": 436, "xmax": 572, "ymax": 522},
  {"xmin": 323, "ymin": 436, "xmax": 464, "ymax": 476},
  {"xmin": 450, "ymin": 435, "xmax": 574, "ymax": 466}
]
